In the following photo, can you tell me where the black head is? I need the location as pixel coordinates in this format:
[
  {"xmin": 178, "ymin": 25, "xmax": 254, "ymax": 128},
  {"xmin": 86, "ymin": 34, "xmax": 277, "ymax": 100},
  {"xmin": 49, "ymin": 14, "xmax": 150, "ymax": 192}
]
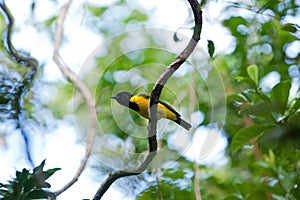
[{"xmin": 111, "ymin": 91, "xmax": 132, "ymax": 107}]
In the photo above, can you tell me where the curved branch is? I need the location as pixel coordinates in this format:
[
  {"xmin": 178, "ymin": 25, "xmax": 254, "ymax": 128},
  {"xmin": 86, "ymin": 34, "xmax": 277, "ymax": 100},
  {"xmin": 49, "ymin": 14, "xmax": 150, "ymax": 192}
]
[
  {"xmin": 93, "ymin": 1, "xmax": 202, "ymax": 199},
  {"xmin": 52, "ymin": 0, "xmax": 97, "ymax": 197},
  {"xmin": 149, "ymin": 0, "xmax": 202, "ymax": 139},
  {"xmin": 0, "ymin": 1, "xmax": 38, "ymax": 167},
  {"xmin": 0, "ymin": 2, "xmax": 38, "ymax": 69}
]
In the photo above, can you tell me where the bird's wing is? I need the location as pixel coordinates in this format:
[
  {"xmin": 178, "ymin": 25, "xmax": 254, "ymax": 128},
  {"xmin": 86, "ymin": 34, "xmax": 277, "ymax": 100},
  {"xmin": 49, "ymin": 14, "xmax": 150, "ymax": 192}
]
[{"xmin": 140, "ymin": 94, "xmax": 181, "ymax": 117}]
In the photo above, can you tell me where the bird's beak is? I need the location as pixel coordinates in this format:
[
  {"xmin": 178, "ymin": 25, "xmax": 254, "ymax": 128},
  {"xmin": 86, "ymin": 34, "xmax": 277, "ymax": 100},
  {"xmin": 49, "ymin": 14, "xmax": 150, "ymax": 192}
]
[{"xmin": 111, "ymin": 95, "xmax": 116, "ymax": 99}]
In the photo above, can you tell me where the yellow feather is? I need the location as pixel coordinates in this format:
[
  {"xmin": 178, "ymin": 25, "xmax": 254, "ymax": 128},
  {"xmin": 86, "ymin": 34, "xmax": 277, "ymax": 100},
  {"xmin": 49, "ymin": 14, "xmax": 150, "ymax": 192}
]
[{"xmin": 130, "ymin": 95, "xmax": 177, "ymax": 121}]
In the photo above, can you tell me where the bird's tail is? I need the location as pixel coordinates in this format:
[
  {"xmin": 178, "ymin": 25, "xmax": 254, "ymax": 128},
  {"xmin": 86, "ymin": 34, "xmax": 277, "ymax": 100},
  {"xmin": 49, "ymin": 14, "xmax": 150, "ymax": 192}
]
[{"xmin": 174, "ymin": 118, "xmax": 192, "ymax": 131}]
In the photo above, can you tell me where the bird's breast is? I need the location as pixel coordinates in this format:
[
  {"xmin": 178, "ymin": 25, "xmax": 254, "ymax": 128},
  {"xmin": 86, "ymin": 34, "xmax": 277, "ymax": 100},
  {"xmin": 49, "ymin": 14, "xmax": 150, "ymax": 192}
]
[{"xmin": 130, "ymin": 96, "xmax": 176, "ymax": 120}]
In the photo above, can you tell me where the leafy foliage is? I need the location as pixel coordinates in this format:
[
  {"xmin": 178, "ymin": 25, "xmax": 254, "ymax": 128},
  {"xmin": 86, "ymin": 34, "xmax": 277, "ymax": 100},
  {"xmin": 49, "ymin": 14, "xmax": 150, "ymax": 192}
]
[
  {"xmin": 222, "ymin": 0, "xmax": 300, "ymax": 199},
  {"xmin": 0, "ymin": 160, "xmax": 60, "ymax": 200},
  {"xmin": 0, "ymin": 0, "xmax": 299, "ymax": 199}
]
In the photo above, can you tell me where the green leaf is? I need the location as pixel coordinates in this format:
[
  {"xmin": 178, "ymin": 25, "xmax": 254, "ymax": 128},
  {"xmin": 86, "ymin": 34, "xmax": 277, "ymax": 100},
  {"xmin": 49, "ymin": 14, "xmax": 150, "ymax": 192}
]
[
  {"xmin": 87, "ymin": 6, "xmax": 108, "ymax": 17},
  {"xmin": 33, "ymin": 160, "xmax": 46, "ymax": 174},
  {"xmin": 247, "ymin": 65, "xmax": 258, "ymax": 85},
  {"xmin": 282, "ymin": 23, "xmax": 297, "ymax": 33},
  {"xmin": 43, "ymin": 168, "xmax": 61, "ymax": 181},
  {"xmin": 263, "ymin": 149, "xmax": 276, "ymax": 167},
  {"xmin": 223, "ymin": 16, "xmax": 248, "ymax": 36},
  {"xmin": 271, "ymin": 80, "xmax": 291, "ymax": 114},
  {"xmin": 16, "ymin": 169, "xmax": 29, "ymax": 187},
  {"xmin": 162, "ymin": 168, "xmax": 185, "ymax": 180},
  {"xmin": 291, "ymin": 186, "xmax": 300, "ymax": 199},
  {"xmin": 207, "ymin": 40, "xmax": 215, "ymax": 58},
  {"xmin": 44, "ymin": 16, "xmax": 57, "ymax": 27},
  {"xmin": 294, "ymin": 98, "xmax": 300, "ymax": 110},
  {"xmin": 24, "ymin": 189, "xmax": 48, "ymax": 199},
  {"xmin": 124, "ymin": 9, "xmax": 148, "ymax": 23},
  {"xmin": 24, "ymin": 177, "xmax": 35, "ymax": 193},
  {"xmin": 235, "ymin": 76, "xmax": 245, "ymax": 81},
  {"xmin": 232, "ymin": 124, "xmax": 276, "ymax": 153},
  {"xmin": 227, "ymin": 94, "xmax": 247, "ymax": 103},
  {"xmin": 241, "ymin": 102, "xmax": 281, "ymax": 117},
  {"xmin": 235, "ymin": 76, "xmax": 257, "ymax": 89},
  {"xmin": 223, "ymin": 195, "xmax": 242, "ymax": 200}
]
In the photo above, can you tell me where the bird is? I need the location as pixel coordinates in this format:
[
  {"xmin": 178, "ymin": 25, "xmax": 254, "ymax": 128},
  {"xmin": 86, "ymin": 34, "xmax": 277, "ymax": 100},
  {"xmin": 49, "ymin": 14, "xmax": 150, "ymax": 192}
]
[{"xmin": 111, "ymin": 91, "xmax": 192, "ymax": 130}]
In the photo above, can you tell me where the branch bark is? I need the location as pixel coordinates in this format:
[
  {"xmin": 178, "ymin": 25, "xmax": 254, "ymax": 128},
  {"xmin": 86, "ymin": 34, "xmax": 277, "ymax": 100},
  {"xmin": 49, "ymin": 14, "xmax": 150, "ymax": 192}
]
[
  {"xmin": 93, "ymin": 0, "xmax": 202, "ymax": 199},
  {"xmin": 52, "ymin": 0, "xmax": 97, "ymax": 197}
]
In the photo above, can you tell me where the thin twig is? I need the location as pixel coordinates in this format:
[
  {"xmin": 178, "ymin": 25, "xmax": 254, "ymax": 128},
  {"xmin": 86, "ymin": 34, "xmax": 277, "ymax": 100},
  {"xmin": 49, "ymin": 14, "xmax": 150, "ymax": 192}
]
[
  {"xmin": 52, "ymin": 0, "xmax": 97, "ymax": 197},
  {"xmin": 193, "ymin": 162, "xmax": 202, "ymax": 200},
  {"xmin": 93, "ymin": 0, "xmax": 202, "ymax": 199},
  {"xmin": 189, "ymin": 75, "xmax": 202, "ymax": 200}
]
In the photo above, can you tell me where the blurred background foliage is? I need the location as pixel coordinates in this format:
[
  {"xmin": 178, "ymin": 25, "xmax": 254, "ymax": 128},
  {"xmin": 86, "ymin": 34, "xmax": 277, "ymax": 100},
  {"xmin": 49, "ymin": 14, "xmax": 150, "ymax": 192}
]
[{"xmin": 0, "ymin": 0, "xmax": 300, "ymax": 199}]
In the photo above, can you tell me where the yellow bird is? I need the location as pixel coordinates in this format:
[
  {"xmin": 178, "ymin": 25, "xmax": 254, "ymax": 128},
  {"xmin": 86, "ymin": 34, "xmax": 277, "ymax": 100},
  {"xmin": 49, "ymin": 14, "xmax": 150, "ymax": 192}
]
[{"xmin": 111, "ymin": 91, "xmax": 192, "ymax": 130}]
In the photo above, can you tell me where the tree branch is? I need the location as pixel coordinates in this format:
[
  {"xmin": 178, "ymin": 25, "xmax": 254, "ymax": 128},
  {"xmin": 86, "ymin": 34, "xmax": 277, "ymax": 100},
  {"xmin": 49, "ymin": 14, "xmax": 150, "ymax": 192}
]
[
  {"xmin": 52, "ymin": 0, "xmax": 97, "ymax": 197},
  {"xmin": 188, "ymin": 75, "xmax": 202, "ymax": 200},
  {"xmin": 149, "ymin": 0, "xmax": 202, "ymax": 140},
  {"xmin": 0, "ymin": 1, "xmax": 38, "ymax": 167},
  {"xmin": 93, "ymin": 0, "xmax": 202, "ymax": 199},
  {"xmin": 193, "ymin": 163, "xmax": 202, "ymax": 200}
]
